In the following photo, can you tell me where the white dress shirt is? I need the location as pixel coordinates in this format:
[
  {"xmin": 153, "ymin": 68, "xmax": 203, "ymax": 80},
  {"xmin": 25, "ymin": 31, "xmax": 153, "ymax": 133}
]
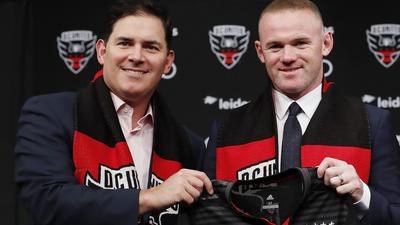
[
  {"xmin": 272, "ymin": 84, "xmax": 370, "ymax": 212},
  {"xmin": 111, "ymin": 92, "xmax": 154, "ymax": 189}
]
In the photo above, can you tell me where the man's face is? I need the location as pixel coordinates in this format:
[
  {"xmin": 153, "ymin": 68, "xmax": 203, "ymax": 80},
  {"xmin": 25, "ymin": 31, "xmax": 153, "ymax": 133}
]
[
  {"xmin": 96, "ymin": 14, "xmax": 174, "ymax": 106},
  {"xmin": 255, "ymin": 9, "xmax": 333, "ymax": 99}
]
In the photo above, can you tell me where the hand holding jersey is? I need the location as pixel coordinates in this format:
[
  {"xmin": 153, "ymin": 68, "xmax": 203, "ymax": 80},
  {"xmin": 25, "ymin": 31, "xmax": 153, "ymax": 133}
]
[
  {"xmin": 318, "ymin": 157, "xmax": 365, "ymax": 202},
  {"xmin": 184, "ymin": 168, "xmax": 361, "ymax": 225},
  {"xmin": 139, "ymin": 169, "xmax": 213, "ymax": 214}
]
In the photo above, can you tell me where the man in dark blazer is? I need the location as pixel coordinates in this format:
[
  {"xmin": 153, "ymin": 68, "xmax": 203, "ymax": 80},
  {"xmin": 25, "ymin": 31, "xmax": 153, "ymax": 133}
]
[
  {"xmin": 15, "ymin": 0, "xmax": 213, "ymax": 225},
  {"xmin": 202, "ymin": 0, "xmax": 400, "ymax": 224}
]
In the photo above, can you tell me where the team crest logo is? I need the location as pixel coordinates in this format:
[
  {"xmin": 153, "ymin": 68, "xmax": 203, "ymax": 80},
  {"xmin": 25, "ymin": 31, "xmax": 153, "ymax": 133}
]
[
  {"xmin": 209, "ymin": 25, "xmax": 250, "ymax": 69},
  {"xmin": 85, "ymin": 165, "xmax": 140, "ymax": 189},
  {"xmin": 237, "ymin": 159, "xmax": 277, "ymax": 182},
  {"xmin": 366, "ymin": 24, "xmax": 400, "ymax": 68},
  {"xmin": 57, "ymin": 30, "xmax": 97, "ymax": 74},
  {"xmin": 236, "ymin": 159, "xmax": 277, "ymax": 192},
  {"xmin": 85, "ymin": 164, "xmax": 179, "ymax": 224}
]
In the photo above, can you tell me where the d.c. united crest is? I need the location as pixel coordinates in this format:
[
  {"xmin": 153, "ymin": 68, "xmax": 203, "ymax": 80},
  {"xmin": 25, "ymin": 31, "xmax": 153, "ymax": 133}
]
[
  {"xmin": 366, "ymin": 24, "xmax": 400, "ymax": 68},
  {"xmin": 57, "ymin": 30, "xmax": 97, "ymax": 74},
  {"xmin": 209, "ymin": 25, "xmax": 250, "ymax": 69}
]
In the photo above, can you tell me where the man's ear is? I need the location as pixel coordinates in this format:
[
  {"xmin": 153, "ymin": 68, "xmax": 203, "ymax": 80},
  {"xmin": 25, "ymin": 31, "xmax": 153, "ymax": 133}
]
[
  {"xmin": 163, "ymin": 50, "xmax": 175, "ymax": 74},
  {"xmin": 96, "ymin": 39, "xmax": 106, "ymax": 65},
  {"xmin": 322, "ymin": 32, "xmax": 334, "ymax": 56},
  {"xmin": 254, "ymin": 40, "xmax": 266, "ymax": 63}
]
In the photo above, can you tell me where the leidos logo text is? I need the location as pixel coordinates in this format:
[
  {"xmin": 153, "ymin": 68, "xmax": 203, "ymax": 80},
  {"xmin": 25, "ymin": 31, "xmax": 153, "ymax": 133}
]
[
  {"xmin": 204, "ymin": 96, "xmax": 249, "ymax": 110},
  {"xmin": 362, "ymin": 94, "xmax": 400, "ymax": 108}
]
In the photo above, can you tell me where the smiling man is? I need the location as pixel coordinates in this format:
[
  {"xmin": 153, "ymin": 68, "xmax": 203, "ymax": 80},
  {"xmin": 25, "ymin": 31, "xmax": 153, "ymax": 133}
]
[
  {"xmin": 203, "ymin": 0, "xmax": 400, "ymax": 224},
  {"xmin": 255, "ymin": 6, "xmax": 332, "ymax": 101},
  {"xmin": 15, "ymin": 1, "xmax": 212, "ymax": 225}
]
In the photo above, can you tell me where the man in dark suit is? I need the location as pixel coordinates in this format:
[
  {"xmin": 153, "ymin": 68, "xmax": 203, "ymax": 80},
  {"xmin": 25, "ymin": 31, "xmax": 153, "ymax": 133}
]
[
  {"xmin": 15, "ymin": 0, "xmax": 212, "ymax": 225},
  {"xmin": 202, "ymin": 0, "xmax": 400, "ymax": 224}
]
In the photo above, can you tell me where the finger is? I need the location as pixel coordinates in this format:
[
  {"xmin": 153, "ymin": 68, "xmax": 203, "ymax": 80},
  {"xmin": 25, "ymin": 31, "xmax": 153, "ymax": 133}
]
[
  {"xmin": 329, "ymin": 175, "xmax": 342, "ymax": 188},
  {"xmin": 174, "ymin": 169, "xmax": 203, "ymax": 190},
  {"xmin": 317, "ymin": 157, "xmax": 335, "ymax": 178},
  {"xmin": 180, "ymin": 189, "xmax": 196, "ymax": 205},
  {"xmin": 184, "ymin": 183, "xmax": 202, "ymax": 202},
  {"xmin": 323, "ymin": 166, "xmax": 343, "ymax": 186},
  {"xmin": 197, "ymin": 173, "xmax": 214, "ymax": 195},
  {"xmin": 336, "ymin": 181, "xmax": 356, "ymax": 195},
  {"xmin": 317, "ymin": 157, "xmax": 347, "ymax": 178},
  {"xmin": 328, "ymin": 164, "xmax": 360, "ymax": 186},
  {"xmin": 336, "ymin": 172, "xmax": 363, "ymax": 195},
  {"xmin": 183, "ymin": 174, "xmax": 202, "ymax": 190},
  {"xmin": 182, "ymin": 169, "xmax": 214, "ymax": 195}
]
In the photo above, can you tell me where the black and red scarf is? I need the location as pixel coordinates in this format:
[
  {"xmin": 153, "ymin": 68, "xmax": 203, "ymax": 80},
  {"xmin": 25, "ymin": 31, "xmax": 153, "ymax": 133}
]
[
  {"xmin": 72, "ymin": 77, "xmax": 196, "ymax": 224},
  {"xmin": 216, "ymin": 80, "xmax": 372, "ymax": 183}
]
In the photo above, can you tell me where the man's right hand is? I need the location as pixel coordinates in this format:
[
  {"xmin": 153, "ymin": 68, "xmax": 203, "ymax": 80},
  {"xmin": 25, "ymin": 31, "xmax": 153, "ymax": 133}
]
[{"xmin": 138, "ymin": 169, "xmax": 213, "ymax": 214}]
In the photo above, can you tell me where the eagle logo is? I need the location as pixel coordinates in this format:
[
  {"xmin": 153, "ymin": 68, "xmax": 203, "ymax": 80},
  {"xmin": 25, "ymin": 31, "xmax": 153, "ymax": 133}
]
[
  {"xmin": 366, "ymin": 24, "xmax": 400, "ymax": 68},
  {"xmin": 209, "ymin": 25, "xmax": 250, "ymax": 69},
  {"xmin": 57, "ymin": 30, "xmax": 97, "ymax": 74}
]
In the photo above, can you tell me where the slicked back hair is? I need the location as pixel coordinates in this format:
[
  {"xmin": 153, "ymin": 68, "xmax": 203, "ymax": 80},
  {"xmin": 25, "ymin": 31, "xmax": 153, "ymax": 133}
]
[{"xmin": 102, "ymin": 0, "xmax": 173, "ymax": 51}]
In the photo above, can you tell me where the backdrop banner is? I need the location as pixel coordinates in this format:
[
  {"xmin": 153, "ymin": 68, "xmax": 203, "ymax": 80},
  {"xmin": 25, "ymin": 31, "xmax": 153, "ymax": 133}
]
[{"xmin": 5, "ymin": 1, "xmax": 400, "ymax": 224}]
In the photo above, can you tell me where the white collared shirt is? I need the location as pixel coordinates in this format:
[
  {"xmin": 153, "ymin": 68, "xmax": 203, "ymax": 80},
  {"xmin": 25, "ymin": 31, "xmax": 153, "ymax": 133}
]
[
  {"xmin": 111, "ymin": 92, "xmax": 154, "ymax": 189},
  {"xmin": 273, "ymin": 84, "xmax": 322, "ymax": 168},
  {"xmin": 272, "ymin": 84, "xmax": 370, "ymax": 213}
]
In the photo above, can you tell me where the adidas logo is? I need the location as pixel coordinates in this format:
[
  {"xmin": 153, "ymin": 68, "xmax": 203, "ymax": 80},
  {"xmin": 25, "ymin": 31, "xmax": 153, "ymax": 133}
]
[{"xmin": 266, "ymin": 194, "xmax": 274, "ymax": 201}]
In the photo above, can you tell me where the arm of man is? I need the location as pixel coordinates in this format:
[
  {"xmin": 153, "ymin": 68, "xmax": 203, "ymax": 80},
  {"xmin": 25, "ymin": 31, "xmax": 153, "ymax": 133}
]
[
  {"xmin": 15, "ymin": 94, "xmax": 140, "ymax": 225},
  {"xmin": 139, "ymin": 169, "xmax": 213, "ymax": 214},
  {"xmin": 317, "ymin": 105, "xmax": 400, "ymax": 225}
]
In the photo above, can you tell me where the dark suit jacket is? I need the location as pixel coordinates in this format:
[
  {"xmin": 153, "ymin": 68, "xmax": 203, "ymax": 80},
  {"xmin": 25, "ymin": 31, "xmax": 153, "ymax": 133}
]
[
  {"xmin": 15, "ymin": 92, "xmax": 205, "ymax": 225},
  {"xmin": 202, "ymin": 104, "xmax": 400, "ymax": 225}
]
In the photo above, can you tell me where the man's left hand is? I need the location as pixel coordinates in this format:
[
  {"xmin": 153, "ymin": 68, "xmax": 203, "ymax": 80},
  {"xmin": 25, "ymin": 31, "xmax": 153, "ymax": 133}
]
[{"xmin": 317, "ymin": 157, "xmax": 364, "ymax": 202}]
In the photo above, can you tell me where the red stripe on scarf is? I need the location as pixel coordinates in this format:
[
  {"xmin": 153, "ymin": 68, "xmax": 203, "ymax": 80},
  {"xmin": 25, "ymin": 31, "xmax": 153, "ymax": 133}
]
[
  {"xmin": 301, "ymin": 145, "xmax": 371, "ymax": 183},
  {"xmin": 151, "ymin": 152, "xmax": 183, "ymax": 180},
  {"xmin": 73, "ymin": 131, "xmax": 133, "ymax": 184},
  {"xmin": 216, "ymin": 137, "xmax": 276, "ymax": 181}
]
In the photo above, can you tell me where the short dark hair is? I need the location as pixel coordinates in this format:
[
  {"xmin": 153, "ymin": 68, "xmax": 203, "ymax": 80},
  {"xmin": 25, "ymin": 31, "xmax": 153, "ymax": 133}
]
[
  {"xmin": 102, "ymin": 0, "xmax": 173, "ymax": 50},
  {"xmin": 260, "ymin": 0, "xmax": 323, "ymax": 26}
]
